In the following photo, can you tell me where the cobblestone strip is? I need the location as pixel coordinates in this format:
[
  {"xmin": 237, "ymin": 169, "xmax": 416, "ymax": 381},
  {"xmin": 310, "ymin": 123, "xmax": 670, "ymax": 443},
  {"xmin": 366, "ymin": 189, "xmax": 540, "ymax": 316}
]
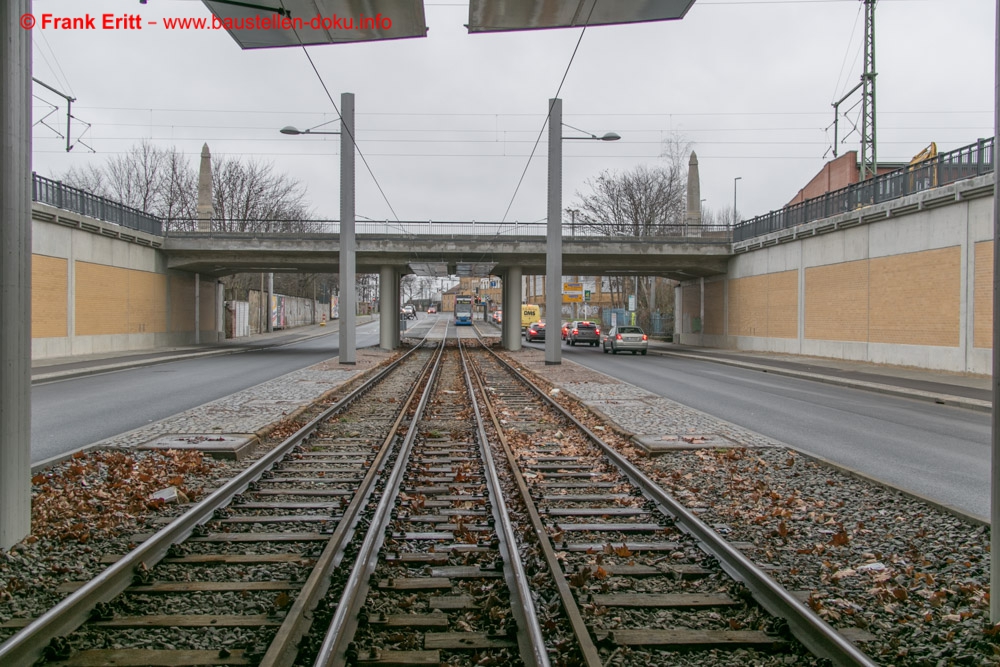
[{"xmin": 88, "ymin": 349, "xmax": 392, "ymax": 451}]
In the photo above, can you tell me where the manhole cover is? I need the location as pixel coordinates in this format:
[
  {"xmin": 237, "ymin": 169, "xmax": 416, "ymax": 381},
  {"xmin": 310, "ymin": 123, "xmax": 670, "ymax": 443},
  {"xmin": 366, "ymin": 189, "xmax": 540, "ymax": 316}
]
[{"xmin": 138, "ymin": 433, "xmax": 258, "ymax": 460}]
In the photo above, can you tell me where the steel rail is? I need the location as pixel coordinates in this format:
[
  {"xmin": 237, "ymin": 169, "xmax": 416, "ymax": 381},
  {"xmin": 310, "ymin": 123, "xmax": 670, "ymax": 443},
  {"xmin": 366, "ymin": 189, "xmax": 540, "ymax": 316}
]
[
  {"xmin": 259, "ymin": 339, "xmax": 441, "ymax": 667},
  {"xmin": 481, "ymin": 343, "xmax": 881, "ymax": 667},
  {"xmin": 464, "ymin": 343, "xmax": 603, "ymax": 667},
  {"xmin": 0, "ymin": 335, "xmax": 431, "ymax": 667},
  {"xmin": 459, "ymin": 339, "xmax": 551, "ymax": 667},
  {"xmin": 313, "ymin": 329, "xmax": 449, "ymax": 666}
]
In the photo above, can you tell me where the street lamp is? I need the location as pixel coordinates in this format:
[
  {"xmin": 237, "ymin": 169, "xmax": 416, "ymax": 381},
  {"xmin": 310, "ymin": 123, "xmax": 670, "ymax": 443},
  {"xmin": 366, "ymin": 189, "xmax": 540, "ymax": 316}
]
[
  {"xmin": 278, "ymin": 96, "xmax": 357, "ymax": 364},
  {"xmin": 733, "ymin": 176, "xmax": 742, "ymax": 225},
  {"xmin": 545, "ymin": 100, "xmax": 620, "ymax": 365},
  {"xmin": 279, "ymin": 121, "xmax": 341, "ymax": 136}
]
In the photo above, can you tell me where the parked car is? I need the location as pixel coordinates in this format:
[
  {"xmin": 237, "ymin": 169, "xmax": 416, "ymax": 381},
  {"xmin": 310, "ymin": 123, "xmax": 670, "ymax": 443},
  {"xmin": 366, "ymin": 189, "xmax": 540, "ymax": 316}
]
[
  {"xmin": 525, "ymin": 321, "xmax": 546, "ymax": 342},
  {"xmin": 427, "ymin": 306, "xmax": 437, "ymax": 314},
  {"xmin": 602, "ymin": 325, "xmax": 648, "ymax": 355},
  {"xmin": 565, "ymin": 320, "xmax": 600, "ymax": 346},
  {"xmin": 401, "ymin": 305, "xmax": 416, "ymax": 320}
]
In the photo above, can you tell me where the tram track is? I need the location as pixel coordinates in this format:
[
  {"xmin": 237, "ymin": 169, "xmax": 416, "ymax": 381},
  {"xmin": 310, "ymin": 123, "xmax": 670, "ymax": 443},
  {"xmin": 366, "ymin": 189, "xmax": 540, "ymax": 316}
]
[
  {"xmin": 462, "ymin": 336, "xmax": 878, "ymax": 667},
  {"xmin": 1, "ymin": 323, "xmax": 881, "ymax": 667},
  {"xmin": 0, "ymin": 336, "xmax": 440, "ymax": 667}
]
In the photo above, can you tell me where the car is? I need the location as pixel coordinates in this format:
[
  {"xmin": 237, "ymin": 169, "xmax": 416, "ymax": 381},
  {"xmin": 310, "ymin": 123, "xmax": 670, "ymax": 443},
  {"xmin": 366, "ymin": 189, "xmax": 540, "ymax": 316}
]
[
  {"xmin": 602, "ymin": 325, "xmax": 648, "ymax": 355},
  {"xmin": 401, "ymin": 305, "xmax": 416, "ymax": 320},
  {"xmin": 561, "ymin": 321, "xmax": 572, "ymax": 340},
  {"xmin": 525, "ymin": 321, "xmax": 546, "ymax": 342},
  {"xmin": 491, "ymin": 309, "xmax": 503, "ymax": 324},
  {"xmin": 427, "ymin": 306, "xmax": 437, "ymax": 314},
  {"xmin": 565, "ymin": 320, "xmax": 600, "ymax": 346}
]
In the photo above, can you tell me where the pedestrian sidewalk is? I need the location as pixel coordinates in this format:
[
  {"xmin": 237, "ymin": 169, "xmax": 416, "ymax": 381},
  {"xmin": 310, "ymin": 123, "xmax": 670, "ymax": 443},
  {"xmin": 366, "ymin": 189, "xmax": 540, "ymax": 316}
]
[
  {"xmin": 648, "ymin": 341, "xmax": 991, "ymax": 411},
  {"xmin": 31, "ymin": 315, "xmax": 378, "ymax": 383}
]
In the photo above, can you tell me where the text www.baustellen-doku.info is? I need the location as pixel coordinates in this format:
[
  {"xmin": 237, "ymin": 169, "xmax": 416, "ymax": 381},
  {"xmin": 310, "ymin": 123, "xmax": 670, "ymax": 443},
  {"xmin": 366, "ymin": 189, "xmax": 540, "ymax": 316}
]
[{"xmin": 19, "ymin": 12, "xmax": 392, "ymax": 32}]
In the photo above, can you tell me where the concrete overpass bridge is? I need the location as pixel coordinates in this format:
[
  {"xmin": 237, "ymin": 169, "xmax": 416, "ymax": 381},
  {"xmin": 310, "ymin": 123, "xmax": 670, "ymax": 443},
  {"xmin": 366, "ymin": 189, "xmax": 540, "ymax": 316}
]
[
  {"xmin": 161, "ymin": 221, "xmax": 734, "ymax": 354},
  {"xmin": 161, "ymin": 222, "xmax": 733, "ymax": 280}
]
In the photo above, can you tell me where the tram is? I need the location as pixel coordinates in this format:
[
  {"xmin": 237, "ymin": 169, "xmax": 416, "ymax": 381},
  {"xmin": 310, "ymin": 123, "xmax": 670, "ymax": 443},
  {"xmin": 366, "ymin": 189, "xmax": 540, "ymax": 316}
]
[{"xmin": 454, "ymin": 294, "xmax": 473, "ymax": 326}]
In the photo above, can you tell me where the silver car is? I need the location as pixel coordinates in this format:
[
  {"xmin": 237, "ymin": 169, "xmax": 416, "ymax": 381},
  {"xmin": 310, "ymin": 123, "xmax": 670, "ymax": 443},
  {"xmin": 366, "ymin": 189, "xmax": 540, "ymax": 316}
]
[{"xmin": 602, "ymin": 325, "xmax": 648, "ymax": 355}]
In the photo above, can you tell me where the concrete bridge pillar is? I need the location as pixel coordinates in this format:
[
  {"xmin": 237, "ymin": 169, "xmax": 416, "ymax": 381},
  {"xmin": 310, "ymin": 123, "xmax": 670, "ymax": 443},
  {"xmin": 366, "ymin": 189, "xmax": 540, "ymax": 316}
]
[
  {"xmin": 0, "ymin": 0, "xmax": 32, "ymax": 549},
  {"xmin": 379, "ymin": 266, "xmax": 398, "ymax": 350},
  {"xmin": 503, "ymin": 266, "xmax": 522, "ymax": 351}
]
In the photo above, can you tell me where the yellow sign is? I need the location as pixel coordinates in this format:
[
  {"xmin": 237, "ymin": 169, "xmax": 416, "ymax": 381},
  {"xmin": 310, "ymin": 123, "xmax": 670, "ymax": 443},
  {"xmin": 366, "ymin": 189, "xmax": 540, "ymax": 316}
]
[{"xmin": 562, "ymin": 282, "xmax": 583, "ymax": 303}]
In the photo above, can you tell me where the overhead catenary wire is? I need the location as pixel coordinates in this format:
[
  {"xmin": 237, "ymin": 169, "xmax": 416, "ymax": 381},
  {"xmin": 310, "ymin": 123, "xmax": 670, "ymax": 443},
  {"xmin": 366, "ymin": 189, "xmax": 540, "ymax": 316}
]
[
  {"xmin": 281, "ymin": 1, "xmax": 404, "ymax": 228},
  {"xmin": 500, "ymin": 0, "xmax": 598, "ymax": 223}
]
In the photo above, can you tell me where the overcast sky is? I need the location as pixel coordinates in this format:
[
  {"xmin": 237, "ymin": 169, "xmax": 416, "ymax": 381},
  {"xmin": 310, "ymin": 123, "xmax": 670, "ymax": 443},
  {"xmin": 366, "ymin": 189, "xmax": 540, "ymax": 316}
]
[{"xmin": 28, "ymin": 0, "xmax": 995, "ymax": 226}]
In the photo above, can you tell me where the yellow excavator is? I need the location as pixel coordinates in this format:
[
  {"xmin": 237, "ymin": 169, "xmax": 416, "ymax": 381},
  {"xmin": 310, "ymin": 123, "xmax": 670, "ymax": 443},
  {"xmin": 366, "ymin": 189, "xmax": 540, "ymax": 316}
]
[{"xmin": 908, "ymin": 142, "xmax": 938, "ymax": 190}]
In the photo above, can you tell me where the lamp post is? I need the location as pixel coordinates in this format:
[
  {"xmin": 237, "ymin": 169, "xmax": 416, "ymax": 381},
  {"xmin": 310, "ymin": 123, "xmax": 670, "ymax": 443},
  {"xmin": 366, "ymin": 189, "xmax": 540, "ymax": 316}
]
[
  {"xmin": 279, "ymin": 94, "xmax": 356, "ymax": 364},
  {"xmin": 733, "ymin": 176, "xmax": 742, "ymax": 225},
  {"xmin": 545, "ymin": 99, "xmax": 619, "ymax": 365}
]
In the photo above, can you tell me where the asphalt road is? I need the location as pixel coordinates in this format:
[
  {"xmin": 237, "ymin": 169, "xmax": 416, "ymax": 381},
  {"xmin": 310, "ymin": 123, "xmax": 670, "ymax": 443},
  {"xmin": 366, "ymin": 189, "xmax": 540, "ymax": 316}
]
[
  {"xmin": 524, "ymin": 338, "xmax": 991, "ymax": 520},
  {"xmin": 31, "ymin": 322, "xmax": 381, "ymax": 465}
]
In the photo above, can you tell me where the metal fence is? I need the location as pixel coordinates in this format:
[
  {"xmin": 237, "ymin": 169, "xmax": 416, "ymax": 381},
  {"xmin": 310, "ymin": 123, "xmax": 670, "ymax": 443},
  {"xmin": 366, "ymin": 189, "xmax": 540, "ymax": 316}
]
[
  {"xmin": 733, "ymin": 137, "xmax": 994, "ymax": 243},
  {"xmin": 32, "ymin": 173, "xmax": 163, "ymax": 236},
  {"xmin": 175, "ymin": 219, "xmax": 732, "ymax": 242}
]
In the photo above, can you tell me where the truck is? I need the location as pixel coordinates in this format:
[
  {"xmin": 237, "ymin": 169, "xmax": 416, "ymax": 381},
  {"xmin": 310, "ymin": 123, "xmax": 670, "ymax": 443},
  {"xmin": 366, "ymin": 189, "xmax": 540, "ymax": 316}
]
[{"xmin": 520, "ymin": 304, "xmax": 540, "ymax": 332}]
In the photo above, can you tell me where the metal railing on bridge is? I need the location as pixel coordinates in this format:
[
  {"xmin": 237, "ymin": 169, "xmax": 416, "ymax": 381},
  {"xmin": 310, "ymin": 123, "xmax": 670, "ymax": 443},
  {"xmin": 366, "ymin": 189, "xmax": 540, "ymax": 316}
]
[
  {"xmin": 167, "ymin": 219, "xmax": 733, "ymax": 242},
  {"xmin": 31, "ymin": 173, "xmax": 163, "ymax": 236},
  {"xmin": 733, "ymin": 137, "xmax": 994, "ymax": 243}
]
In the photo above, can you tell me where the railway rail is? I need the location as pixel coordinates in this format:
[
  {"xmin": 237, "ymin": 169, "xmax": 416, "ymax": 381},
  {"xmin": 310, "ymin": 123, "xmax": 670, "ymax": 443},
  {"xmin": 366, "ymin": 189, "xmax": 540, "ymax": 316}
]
[{"xmin": 0, "ymin": 323, "xmax": 879, "ymax": 667}]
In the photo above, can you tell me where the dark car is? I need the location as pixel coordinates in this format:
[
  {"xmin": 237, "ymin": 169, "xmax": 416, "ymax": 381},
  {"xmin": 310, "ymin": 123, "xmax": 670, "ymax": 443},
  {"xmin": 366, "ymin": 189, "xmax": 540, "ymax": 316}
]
[
  {"xmin": 525, "ymin": 321, "xmax": 546, "ymax": 342},
  {"xmin": 565, "ymin": 320, "xmax": 600, "ymax": 346},
  {"xmin": 602, "ymin": 325, "xmax": 648, "ymax": 355}
]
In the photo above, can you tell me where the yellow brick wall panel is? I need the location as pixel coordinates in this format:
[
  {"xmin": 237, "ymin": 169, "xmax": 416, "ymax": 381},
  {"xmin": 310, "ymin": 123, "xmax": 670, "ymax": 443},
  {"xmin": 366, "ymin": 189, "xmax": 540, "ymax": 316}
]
[
  {"xmin": 171, "ymin": 275, "xmax": 195, "ymax": 332},
  {"xmin": 974, "ymin": 241, "xmax": 992, "ymax": 349},
  {"xmin": 32, "ymin": 255, "xmax": 68, "ymax": 338},
  {"xmin": 703, "ymin": 281, "xmax": 725, "ymax": 335},
  {"xmin": 768, "ymin": 270, "xmax": 798, "ymax": 339},
  {"xmin": 805, "ymin": 261, "xmax": 869, "ymax": 341},
  {"xmin": 682, "ymin": 285, "xmax": 700, "ymax": 332},
  {"xmin": 869, "ymin": 247, "xmax": 960, "ymax": 347},
  {"xmin": 728, "ymin": 275, "xmax": 768, "ymax": 337},
  {"xmin": 127, "ymin": 271, "xmax": 168, "ymax": 334},
  {"xmin": 75, "ymin": 262, "xmax": 130, "ymax": 336}
]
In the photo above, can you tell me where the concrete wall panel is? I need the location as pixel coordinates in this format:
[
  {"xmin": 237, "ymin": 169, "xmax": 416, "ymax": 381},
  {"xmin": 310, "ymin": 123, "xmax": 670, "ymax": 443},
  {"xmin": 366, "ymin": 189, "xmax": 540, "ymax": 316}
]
[{"xmin": 974, "ymin": 240, "xmax": 992, "ymax": 349}]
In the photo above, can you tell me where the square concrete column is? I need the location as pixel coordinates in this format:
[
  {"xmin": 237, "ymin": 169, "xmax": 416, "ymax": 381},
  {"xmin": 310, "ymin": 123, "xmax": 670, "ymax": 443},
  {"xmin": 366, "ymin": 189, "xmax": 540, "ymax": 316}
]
[
  {"xmin": 379, "ymin": 266, "xmax": 398, "ymax": 350},
  {"xmin": 338, "ymin": 93, "xmax": 357, "ymax": 364},
  {"xmin": 0, "ymin": 0, "xmax": 33, "ymax": 549},
  {"xmin": 504, "ymin": 266, "xmax": 522, "ymax": 351}
]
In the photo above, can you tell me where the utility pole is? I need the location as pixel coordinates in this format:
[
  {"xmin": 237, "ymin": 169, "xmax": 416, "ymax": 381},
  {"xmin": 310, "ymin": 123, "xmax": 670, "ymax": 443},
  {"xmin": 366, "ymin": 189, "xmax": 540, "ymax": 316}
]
[{"xmin": 859, "ymin": 0, "xmax": 878, "ymax": 181}]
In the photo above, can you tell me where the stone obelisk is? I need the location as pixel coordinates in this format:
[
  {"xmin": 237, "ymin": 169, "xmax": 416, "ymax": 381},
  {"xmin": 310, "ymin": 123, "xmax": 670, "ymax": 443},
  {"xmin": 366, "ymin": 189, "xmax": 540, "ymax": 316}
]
[
  {"xmin": 196, "ymin": 143, "xmax": 214, "ymax": 232},
  {"xmin": 684, "ymin": 151, "xmax": 702, "ymax": 237}
]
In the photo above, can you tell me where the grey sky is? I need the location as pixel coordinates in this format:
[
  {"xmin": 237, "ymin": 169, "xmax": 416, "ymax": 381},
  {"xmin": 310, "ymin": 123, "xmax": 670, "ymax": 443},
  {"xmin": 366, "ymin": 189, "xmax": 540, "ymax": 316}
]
[{"xmin": 29, "ymin": 0, "xmax": 994, "ymax": 226}]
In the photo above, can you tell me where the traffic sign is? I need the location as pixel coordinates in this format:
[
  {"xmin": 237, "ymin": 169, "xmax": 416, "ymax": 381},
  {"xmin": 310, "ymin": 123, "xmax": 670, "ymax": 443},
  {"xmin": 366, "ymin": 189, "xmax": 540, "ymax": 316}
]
[
  {"xmin": 562, "ymin": 282, "xmax": 583, "ymax": 303},
  {"xmin": 584, "ymin": 290, "xmax": 591, "ymax": 302}
]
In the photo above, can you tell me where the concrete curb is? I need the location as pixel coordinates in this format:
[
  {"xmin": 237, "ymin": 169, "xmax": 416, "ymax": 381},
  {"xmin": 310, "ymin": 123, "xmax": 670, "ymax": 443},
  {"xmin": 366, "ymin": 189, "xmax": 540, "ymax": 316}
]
[
  {"xmin": 648, "ymin": 349, "xmax": 991, "ymax": 413},
  {"xmin": 31, "ymin": 317, "xmax": 380, "ymax": 384}
]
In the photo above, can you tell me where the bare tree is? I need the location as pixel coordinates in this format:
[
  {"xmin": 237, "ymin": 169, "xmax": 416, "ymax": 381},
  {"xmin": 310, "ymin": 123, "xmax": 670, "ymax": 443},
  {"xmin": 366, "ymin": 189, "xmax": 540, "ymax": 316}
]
[
  {"xmin": 63, "ymin": 140, "xmax": 196, "ymax": 229},
  {"xmin": 212, "ymin": 157, "xmax": 311, "ymax": 233},
  {"xmin": 572, "ymin": 136, "xmax": 692, "ymax": 333}
]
